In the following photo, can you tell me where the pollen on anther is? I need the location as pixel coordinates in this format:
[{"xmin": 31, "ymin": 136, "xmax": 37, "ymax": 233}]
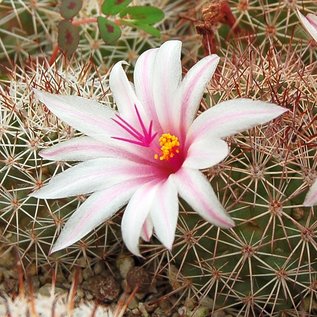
[{"xmin": 154, "ymin": 133, "xmax": 180, "ymax": 161}]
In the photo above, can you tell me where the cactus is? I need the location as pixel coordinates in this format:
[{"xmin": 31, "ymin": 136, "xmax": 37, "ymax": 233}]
[
  {"xmin": 0, "ymin": 0, "xmax": 167, "ymax": 66},
  {"xmin": 0, "ymin": 58, "xmax": 124, "ymax": 270},
  {"xmin": 151, "ymin": 15, "xmax": 317, "ymax": 317},
  {"xmin": 0, "ymin": 0, "xmax": 317, "ymax": 316},
  {"xmin": 177, "ymin": 0, "xmax": 317, "ymax": 63}
]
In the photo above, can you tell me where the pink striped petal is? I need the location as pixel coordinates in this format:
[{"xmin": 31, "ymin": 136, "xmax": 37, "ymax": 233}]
[
  {"xmin": 50, "ymin": 179, "xmax": 148, "ymax": 254},
  {"xmin": 171, "ymin": 168, "xmax": 234, "ymax": 228},
  {"xmin": 40, "ymin": 136, "xmax": 155, "ymax": 165},
  {"xmin": 134, "ymin": 48, "xmax": 161, "ymax": 131},
  {"xmin": 175, "ymin": 54, "xmax": 219, "ymax": 136},
  {"xmin": 121, "ymin": 181, "xmax": 159, "ymax": 256},
  {"xmin": 153, "ymin": 40, "xmax": 182, "ymax": 132},
  {"xmin": 140, "ymin": 216, "xmax": 153, "ymax": 242},
  {"xmin": 187, "ymin": 99, "xmax": 287, "ymax": 145},
  {"xmin": 35, "ymin": 91, "xmax": 158, "ymax": 165},
  {"xmin": 109, "ymin": 61, "xmax": 146, "ymax": 122},
  {"xmin": 304, "ymin": 179, "xmax": 317, "ymax": 206},
  {"xmin": 34, "ymin": 90, "xmax": 117, "ymax": 143},
  {"xmin": 40, "ymin": 136, "xmax": 114, "ymax": 161},
  {"xmin": 30, "ymin": 158, "xmax": 158, "ymax": 199},
  {"xmin": 298, "ymin": 10, "xmax": 317, "ymax": 42},
  {"xmin": 150, "ymin": 177, "xmax": 178, "ymax": 250},
  {"xmin": 183, "ymin": 138, "xmax": 229, "ymax": 169}
]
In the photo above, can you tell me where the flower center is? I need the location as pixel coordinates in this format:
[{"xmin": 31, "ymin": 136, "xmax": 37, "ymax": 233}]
[
  {"xmin": 154, "ymin": 133, "xmax": 180, "ymax": 161},
  {"xmin": 111, "ymin": 109, "xmax": 182, "ymax": 168}
]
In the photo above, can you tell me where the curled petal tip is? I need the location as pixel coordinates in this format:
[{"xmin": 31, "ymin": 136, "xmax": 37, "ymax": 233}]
[
  {"xmin": 303, "ymin": 180, "xmax": 317, "ymax": 207},
  {"xmin": 226, "ymin": 218, "xmax": 235, "ymax": 228},
  {"xmin": 277, "ymin": 105, "xmax": 288, "ymax": 115},
  {"xmin": 50, "ymin": 237, "xmax": 71, "ymax": 255},
  {"xmin": 28, "ymin": 186, "xmax": 49, "ymax": 199},
  {"xmin": 28, "ymin": 190, "xmax": 42, "ymax": 199},
  {"xmin": 38, "ymin": 147, "xmax": 61, "ymax": 160},
  {"xmin": 160, "ymin": 235, "xmax": 174, "ymax": 252},
  {"xmin": 113, "ymin": 60, "xmax": 129, "ymax": 68},
  {"xmin": 303, "ymin": 198, "xmax": 314, "ymax": 207},
  {"xmin": 161, "ymin": 39, "xmax": 182, "ymax": 47},
  {"xmin": 297, "ymin": 10, "xmax": 317, "ymax": 42},
  {"xmin": 217, "ymin": 215, "xmax": 235, "ymax": 229},
  {"xmin": 130, "ymin": 248, "xmax": 143, "ymax": 258},
  {"xmin": 207, "ymin": 53, "xmax": 220, "ymax": 61},
  {"xmin": 164, "ymin": 243, "xmax": 173, "ymax": 252},
  {"xmin": 32, "ymin": 87, "xmax": 41, "ymax": 94},
  {"xmin": 38, "ymin": 149, "xmax": 49, "ymax": 159},
  {"xmin": 49, "ymin": 245, "xmax": 61, "ymax": 256},
  {"xmin": 33, "ymin": 88, "xmax": 47, "ymax": 101}
]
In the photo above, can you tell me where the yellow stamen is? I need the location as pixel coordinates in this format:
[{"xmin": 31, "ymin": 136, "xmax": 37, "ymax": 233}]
[{"xmin": 154, "ymin": 133, "xmax": 180, "ymax": 161}]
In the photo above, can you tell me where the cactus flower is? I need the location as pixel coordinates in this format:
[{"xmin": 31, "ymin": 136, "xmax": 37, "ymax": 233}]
[
  {"xmin": 31, "ymin": 40, "xmax": 287, "ymax": 256},
  {"xmin": 297, "ymin": 10, "xmax": 317, "ymax": 42}
]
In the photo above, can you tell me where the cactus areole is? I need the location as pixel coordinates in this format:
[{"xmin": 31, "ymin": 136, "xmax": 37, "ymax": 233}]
[{"xmin": 31, "ymin": 40, "xmax": 286, "ymax": 256}]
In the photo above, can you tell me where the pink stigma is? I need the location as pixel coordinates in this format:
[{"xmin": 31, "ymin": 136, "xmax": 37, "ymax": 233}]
[{"xmin": 112, "ymin": 105, "xmax": 157, "ymax": 147}]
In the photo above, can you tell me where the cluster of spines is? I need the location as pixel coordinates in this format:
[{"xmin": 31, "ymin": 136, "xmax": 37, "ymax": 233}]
[
  {"xmin": 0, "ymin": 1, "xmax": 317, "ymax": 316},
  {"xmin": 154, "ymin": 38, "xmax": 317, "ymax": 315},
  {"xmin": 0, "ymin": 58, "xmax": 124, "ymax": 272}
]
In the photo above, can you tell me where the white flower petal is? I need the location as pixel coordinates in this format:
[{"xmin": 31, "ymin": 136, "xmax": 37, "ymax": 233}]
[
  {"xmin": 304, "ymin": 179, "xmax": 317, "ymax": 206},
  {"xmin": 34, "ymin": 89, "xmax": 116, "ymax": 142},
  {"xmin": 175, "ymin": 54, "xmax": 219, "ymax": 134},
  {"xmin": 40, "ymin": 135, "xmax": 155, "ymax": 165},
  {"xmin": 183, "ymin": 138, "xmax": 229, "ymax": 169},
  {"xmin": 30, "ymin": 158, "xmax": 157, "ymax": 199},
  {"xmin": 172, "ymin": 168, "xmax": 234, "ymax": 228},
  {"xmin": 150, "ymin": 177, "xmax": 178, "ymax": 250},
  {"xmin": 35, "ymin": 90, "xmax": 158, "ymax": 165},
  {"xmin": 50, "ymin": 180, "xmax": 143, "ymax": 253},
  {"xmin": 153, "ymin": 40, "xmax": 182, "ymax": 131},
  {"xmin": 121, "ymin": 181, "xmax": 159, "ymax": 256},
  {"xmin": 134, "ymin": 48, "xmax": 160, "ymax": 128},
  {"xmin": 188, "ymin": 98, "xmax": 287, "ymax": 144},
  {"xmin": 40, "ymin": 136, "xmax": 114, "ymax": 161},
  {"xmin": 109, "ymin": 61, "xmax": 145, "ymax": 121},
  {"xmin": 140, "ymin": 216, "xmax": 153, "ymax": 242},
  {"xmin": 298, "ymin": 10, "xmax": 317, "ymax": 42}
]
